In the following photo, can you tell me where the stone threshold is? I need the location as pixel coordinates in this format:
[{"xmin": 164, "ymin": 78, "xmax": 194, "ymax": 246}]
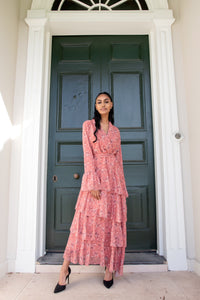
[
  {"xmin": 36, "ymin": 252, "xmax": 168, "ymax": 273},
  {"xmin": 36, "ymin": 264, "xmax": 168, "ymax": 273}
]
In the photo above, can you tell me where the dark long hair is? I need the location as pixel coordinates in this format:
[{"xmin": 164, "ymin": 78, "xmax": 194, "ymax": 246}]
[{"xmin": 93, "ymin": 92, "xmax": 114, "ymax": 143}]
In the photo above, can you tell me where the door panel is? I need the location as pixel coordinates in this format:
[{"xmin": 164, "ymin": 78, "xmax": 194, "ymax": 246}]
[
  {"xmin": 112, "ymin": 73, "xmax": 144, "ymax": 128},
  {"xmin": 106, "ymin": 36, "xmax": 156, "ymax": 249},
  {"xmin": 58, "ymin": 74, "xmax": 90, "ymax": 129},
  {"xmin": 46, "ymin": 35, "xmax": 156, "ymax": 251}
]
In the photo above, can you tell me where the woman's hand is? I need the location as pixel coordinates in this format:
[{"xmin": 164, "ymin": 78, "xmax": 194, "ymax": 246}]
[{"xmin": 90, "ymin": 190, "xmax": 101, "ymax": 200}]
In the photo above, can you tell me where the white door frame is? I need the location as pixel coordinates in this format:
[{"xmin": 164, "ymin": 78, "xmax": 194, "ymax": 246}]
[{"xmin": 14, "ymin": 7, "xmax": 188, "ymax": 272}]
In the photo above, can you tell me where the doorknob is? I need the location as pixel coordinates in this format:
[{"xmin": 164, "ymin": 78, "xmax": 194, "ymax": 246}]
[{"xmin": 73, "ymin": 173, "xmax": 80, "ymax": 179}]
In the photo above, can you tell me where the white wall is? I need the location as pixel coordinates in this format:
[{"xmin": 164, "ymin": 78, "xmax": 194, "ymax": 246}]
[
  {"xmin": 168, "ymin": 0, "xmax": 200, "ymax": 274},
  {"xmin": 0, "ymin": 0, "xmax": 20, "ymax": 278},
  {"xmin": 6, "ymin": 0, "xmax": 32, "ymax": 273}
]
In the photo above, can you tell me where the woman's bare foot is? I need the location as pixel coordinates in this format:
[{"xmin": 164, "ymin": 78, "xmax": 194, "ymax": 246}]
[{"xmin": 104, "ymin": 267, "xmax": 113, "ymax": 281}]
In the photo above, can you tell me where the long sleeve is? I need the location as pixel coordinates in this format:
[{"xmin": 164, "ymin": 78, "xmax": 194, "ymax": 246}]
[
  {"xmin": 116, "ymin": 144, "xmax": 123, "ymax": 169},
  {"xmin": 81, "ymin": 121, "xmax": 101, "ymax": 191},
  {"xmin": 115, "ymin": 141, "xmax": 129, "ymax": 198}
]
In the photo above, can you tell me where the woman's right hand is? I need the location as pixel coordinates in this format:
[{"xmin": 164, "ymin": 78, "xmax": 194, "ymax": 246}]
[{"xmin": 90, "ymin": 190, "xmax": 101, "ymax": 200}]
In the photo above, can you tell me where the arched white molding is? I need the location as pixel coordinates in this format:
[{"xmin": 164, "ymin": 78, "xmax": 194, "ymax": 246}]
[
  {"xmin": 31, "ymin": 0, "xmax": 169, "ymax": 10},
  {"xmin": 31, "ymin": 0, "xmax": 53, "ymax": 10},
  {"xmin": 57, "ymin": 0, "xmax": 143, "ymax": 11},
  {"xmin": 146, "ymin": 0, "xmax": 168, "ymax": 10}
]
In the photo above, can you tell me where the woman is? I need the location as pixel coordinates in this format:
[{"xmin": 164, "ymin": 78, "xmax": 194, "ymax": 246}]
[{"xmin": 54, "ymin": 92, "xmax": 128, "ymax": 293}]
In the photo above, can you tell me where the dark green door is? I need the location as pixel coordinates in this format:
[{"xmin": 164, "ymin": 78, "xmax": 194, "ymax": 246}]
[{"xmin": 46, "ymin": 35, "xmax": 156, "ymax": 251}]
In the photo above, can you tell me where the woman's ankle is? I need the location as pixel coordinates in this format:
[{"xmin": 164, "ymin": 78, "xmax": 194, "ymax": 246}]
[
  {"xmin": 62, "ymin": 260, "xmax": 70, "ymax": 270},
  {"xmin": 61, "ymin": 265, "xmax": 69, "ymax": 274}
]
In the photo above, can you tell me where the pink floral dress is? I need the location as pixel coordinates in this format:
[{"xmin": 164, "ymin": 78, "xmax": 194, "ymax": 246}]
[{"xmin": 63, "ymin": 119, "xmax": 128, "ymax": 275}]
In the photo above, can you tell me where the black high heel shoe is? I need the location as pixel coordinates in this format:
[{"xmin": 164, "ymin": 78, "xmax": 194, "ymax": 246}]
[
  {"xmin": 103, "ymin": 268, "xmax": 113, "ymax": 289},
  {"xmin": 103, "ymin": 277, "xmax": 113, "ymax": 288},
  {"xmin": 54, "ymin": 266, "xmax": 71, "ymax": 293}
]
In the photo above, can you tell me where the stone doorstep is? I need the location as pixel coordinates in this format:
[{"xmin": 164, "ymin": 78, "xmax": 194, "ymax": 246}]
[
  {"xmin": 36, "ymin": 252, "xmax": 168, "ymax": 273},
  {"xmin": 37, "ymin": 252, "xmax": 167, "ymax": 265},
  {"xmin": 35, "ymin": 264, "xmax": 168, "ymax": 274}
]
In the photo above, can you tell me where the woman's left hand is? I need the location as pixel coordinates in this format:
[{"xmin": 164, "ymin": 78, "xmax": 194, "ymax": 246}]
[{"xmin": 90, "ymin": 190, "xmax": 101, "ymax": 200}]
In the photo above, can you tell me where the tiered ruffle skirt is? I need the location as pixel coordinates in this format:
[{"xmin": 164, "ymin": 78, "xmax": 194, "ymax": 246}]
[{"xmin": 63, "ymin": 189, "xmax": 127, "ymax": 275}]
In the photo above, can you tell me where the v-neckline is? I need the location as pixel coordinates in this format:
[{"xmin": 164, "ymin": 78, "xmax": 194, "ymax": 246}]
[{"xmin": 100, "ymin": 121, "xmax": 110, "ymax": 135}]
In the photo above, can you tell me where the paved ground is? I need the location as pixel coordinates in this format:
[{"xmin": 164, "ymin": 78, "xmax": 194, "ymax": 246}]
[{"xmin": 0, "ymin": 271, "xmax": 200, "ymax": 300}]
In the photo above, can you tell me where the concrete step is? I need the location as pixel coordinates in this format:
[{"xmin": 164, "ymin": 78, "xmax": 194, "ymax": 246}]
[
  {"xmin": 36, "ymin": 263, "xmax": 168, "ymax": 273},
  {"xmin": 36, "ymin": 252, "xmax": 168, "ymax": 273}
]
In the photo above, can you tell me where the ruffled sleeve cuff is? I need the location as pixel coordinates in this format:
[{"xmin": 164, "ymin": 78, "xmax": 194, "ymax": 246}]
[{"xmin": 81, "ymin": 172, "xmax": 101, "ymax": 191}]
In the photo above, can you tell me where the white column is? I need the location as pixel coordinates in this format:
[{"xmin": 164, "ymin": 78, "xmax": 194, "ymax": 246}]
[
  {"xmin": 15, "ymin": 12, "xmax": 48, "ymax": 272},
  {"xmin": 151, "ymin": 19, "xmax": 187, "ymax": 270}
]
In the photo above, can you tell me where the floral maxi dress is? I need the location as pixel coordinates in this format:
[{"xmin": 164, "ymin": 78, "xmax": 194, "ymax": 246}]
[{"xmin": 63, "ymin": 119, "xmax": 128, "ymax": 275}]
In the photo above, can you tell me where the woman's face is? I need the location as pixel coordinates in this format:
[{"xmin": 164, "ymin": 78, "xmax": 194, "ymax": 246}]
[{"xmin": 95, "ymin": 94, "xmax": 113, "ymax": 116}]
